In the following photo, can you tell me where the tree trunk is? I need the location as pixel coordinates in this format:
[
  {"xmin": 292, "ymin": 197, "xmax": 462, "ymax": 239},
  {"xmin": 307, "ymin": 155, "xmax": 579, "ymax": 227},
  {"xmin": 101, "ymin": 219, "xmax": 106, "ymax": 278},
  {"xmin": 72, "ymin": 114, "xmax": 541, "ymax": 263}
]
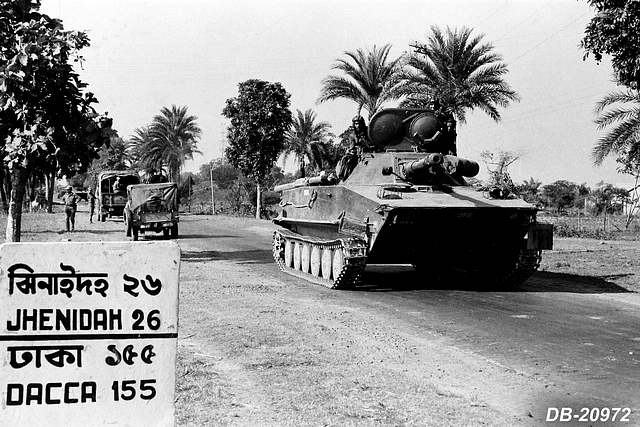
[
  {"xmin": 28, "ymin": 174, "xmax": 36, "ymax": 205},
  {"xmin": 0, "ymin": 165, "xmax": 7, "ymax": 213},
  {"xmin": 255, "ymin": 182, "xmax": 261, "ymax": 220},
  {"xmin": 6, "ymin": 167, "xmax": 28, "ymax": 243},
  {"xmin": 45, "ymin": 170, "xmax": 55, "ymax": 213}
]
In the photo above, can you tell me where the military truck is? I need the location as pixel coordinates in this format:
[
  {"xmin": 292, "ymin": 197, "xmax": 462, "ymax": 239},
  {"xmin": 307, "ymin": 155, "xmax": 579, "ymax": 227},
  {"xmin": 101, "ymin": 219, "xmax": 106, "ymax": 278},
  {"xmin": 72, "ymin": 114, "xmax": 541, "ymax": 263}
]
[
  {"xmin": 96, "ymin": 171, "xmax": 140, "ymax": 221},
  {"xmin": 124, "ymin": 182, "xmax": 179, "ymax": 240}
]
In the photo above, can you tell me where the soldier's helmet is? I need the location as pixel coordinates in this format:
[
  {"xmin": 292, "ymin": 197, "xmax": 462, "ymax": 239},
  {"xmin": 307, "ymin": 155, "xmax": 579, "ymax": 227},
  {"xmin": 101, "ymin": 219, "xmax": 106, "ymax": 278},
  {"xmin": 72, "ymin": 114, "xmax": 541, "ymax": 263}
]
[{"xmin": 352, "ymin": 115, "xmax": 366, "ymax": 129}]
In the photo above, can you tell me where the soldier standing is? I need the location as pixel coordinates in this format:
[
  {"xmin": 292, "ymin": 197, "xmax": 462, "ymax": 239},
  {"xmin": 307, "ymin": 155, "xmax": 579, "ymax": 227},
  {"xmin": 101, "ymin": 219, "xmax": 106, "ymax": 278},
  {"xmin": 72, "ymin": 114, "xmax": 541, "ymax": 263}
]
[
  {"xmin": 62, "ymin": 185, "xmax": 79, "ymax": 232},
  {"xmin": 88, "ymin": 188, "xmax": 96, "ymax": 223}
]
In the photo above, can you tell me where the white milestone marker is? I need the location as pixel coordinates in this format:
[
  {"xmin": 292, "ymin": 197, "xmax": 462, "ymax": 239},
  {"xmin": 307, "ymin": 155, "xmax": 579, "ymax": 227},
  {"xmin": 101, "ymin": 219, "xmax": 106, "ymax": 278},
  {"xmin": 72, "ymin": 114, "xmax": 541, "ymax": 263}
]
[{"xmin": 0, "ymin": 241, "xmax": 181, "ymax": 427}]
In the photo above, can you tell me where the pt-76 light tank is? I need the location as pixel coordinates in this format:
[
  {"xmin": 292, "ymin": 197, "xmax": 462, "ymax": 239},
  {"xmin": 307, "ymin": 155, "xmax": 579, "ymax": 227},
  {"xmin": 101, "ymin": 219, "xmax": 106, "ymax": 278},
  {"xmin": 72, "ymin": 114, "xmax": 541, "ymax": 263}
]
[{"xmin": 272, "ymin": 108, "xmax": 553, "ymax": 289}]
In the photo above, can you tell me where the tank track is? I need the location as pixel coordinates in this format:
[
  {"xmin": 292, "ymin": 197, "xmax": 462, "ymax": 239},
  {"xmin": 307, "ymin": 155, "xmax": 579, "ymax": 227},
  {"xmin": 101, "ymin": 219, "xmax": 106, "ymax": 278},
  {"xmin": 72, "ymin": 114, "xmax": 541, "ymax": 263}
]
[
  {"xmin": 504, "ymin": 248, "xmax": 542, "ymax": 287},
  {"xmin": 452, "ymin": 248, "xmax": 543, "ymax": 289},
  {"xmin": 272, "ymin": 229, "xmax": 368, "ymax": 289}
]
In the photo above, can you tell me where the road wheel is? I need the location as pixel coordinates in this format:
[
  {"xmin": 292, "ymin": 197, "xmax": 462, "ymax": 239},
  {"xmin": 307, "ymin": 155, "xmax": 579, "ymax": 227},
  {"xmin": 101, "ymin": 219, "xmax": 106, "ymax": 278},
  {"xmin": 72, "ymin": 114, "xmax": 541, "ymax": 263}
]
[
  {"xmin": 293, "ymin": 242, "xmax": 302, "ymax": 271},
  {"xmin": 171, "ymin": 224, "xmax": 178, "ymax": 239},
  {"xmin": 284, "ymin": 240, "xmax": 294, "ymax": 267},
  {"xmin": 163, "ymin": 228, "xmax": 170, "ymax": 238},
  {"xmin": 301, "ymin": 243, "xmax": 311, "ymax": 273},
  {"xmin": 125, "ymin": 214, "xmax": 132, "ymax": 237},
  {"xmin": 332, "ymin": 249, "xmax": 344, "ymax": 280},
  {"xmin": 310, "ymin": 246, "xmax": 322, "ymax": 277},
  {"xmin": 321, "ymin": 248, "xmax": 333, "ymax": 279},
  {"xmin": 132, "ymin": 227, "xmax": 139, "ymax": 241}
]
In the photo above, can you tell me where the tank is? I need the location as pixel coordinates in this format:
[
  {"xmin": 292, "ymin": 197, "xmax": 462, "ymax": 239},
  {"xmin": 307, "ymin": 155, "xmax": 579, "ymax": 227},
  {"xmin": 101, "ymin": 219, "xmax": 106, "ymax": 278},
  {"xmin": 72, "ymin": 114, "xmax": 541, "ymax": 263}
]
[{"xmin": 272, "ymin": 108, "xmax": 553, "ymax": 289}]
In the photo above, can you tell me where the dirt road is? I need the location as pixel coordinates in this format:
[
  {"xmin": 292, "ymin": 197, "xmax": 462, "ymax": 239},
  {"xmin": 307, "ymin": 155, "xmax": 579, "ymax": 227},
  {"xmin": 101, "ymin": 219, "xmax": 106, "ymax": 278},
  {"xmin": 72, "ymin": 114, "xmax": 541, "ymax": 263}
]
[{"xmin": 171, "ymin": 215, "xmax": 640, "ymax": 427}]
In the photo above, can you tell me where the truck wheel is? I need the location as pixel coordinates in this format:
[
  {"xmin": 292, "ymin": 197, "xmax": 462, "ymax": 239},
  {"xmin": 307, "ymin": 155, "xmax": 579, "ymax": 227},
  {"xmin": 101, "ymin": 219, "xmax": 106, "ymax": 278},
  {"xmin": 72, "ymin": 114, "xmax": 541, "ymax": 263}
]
[
  {"xmin": 171, "ymin": 224, "xmax": 178, "ymax": 239},
  {"xmin": 125, "ymin": 215, "xmax": 132, "ymax": 237}
]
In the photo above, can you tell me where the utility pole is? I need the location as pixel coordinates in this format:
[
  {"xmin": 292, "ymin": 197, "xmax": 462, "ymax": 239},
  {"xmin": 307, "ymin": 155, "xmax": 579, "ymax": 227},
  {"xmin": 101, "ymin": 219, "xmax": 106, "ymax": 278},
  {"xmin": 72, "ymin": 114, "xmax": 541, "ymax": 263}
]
[{"xmin": 210, "ymin": 162, "xmax": 215, "ymax": 215}]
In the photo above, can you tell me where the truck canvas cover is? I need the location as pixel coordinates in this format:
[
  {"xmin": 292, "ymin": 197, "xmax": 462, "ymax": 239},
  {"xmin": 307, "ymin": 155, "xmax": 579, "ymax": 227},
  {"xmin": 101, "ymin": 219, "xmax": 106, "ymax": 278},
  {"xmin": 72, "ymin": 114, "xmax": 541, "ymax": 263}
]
[{"xmin": 128, "ymin": 183, "xmax": 178, "ymax": 214}]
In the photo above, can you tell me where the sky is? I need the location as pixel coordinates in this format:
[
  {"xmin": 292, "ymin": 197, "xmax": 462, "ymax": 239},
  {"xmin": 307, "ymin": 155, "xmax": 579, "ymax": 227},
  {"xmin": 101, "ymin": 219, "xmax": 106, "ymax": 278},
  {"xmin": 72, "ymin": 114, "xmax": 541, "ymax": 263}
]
[{"xmin": 39, "ymin": 0, "xmax": 631, "ymax": 188}]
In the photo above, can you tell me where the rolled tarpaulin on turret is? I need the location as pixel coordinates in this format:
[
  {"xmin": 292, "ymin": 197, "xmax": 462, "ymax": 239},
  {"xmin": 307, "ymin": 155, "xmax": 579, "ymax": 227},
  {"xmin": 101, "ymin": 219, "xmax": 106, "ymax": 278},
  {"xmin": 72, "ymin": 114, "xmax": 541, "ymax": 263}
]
[{"xmin": 443, "ymin": 155, "xmax": 480, "ymax": 177}]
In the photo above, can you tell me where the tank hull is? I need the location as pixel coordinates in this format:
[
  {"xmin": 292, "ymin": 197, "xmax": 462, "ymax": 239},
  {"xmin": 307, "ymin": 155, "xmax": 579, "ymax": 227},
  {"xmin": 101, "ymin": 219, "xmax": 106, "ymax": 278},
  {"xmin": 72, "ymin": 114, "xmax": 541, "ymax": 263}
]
[
  {"xmin": 273, "ymin": 114, "xmax": 553, "ymax": 289},
  {"xmin": 276, "ymin": 184, "xmax": 540, "ymax": 259}
]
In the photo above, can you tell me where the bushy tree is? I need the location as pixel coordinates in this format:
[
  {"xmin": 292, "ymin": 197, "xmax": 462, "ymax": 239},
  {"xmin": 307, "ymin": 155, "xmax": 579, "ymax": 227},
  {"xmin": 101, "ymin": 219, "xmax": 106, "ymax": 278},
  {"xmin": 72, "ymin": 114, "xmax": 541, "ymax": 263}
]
[
  {"xmin": 541, "ymin": 180, "xmax": 578, "ymax": 214},
  {"xmin": 515, "ymin": 177, "xmax": 542, "ymax": 205},
  {"xmin": 199, "ymin": 158, "xmax": 240, "ymax": 190},
  {"xmin": 0, "ymin": 1, "xmax": 113, "ymax": 240},
  {"xmin": 581, "ymin": 0, "xmax": 640, "ymax": 88},
  {"xmin": 582, "ymin": 1, "xmax": 640, "ymax": 192},
  {"xmin": 570, "ymin": 182, "xmax": 591, "ymax": 212},
  {"xmin": 222, "ymin": 79, "xmax": 292, "ymax": 219},
  {"xmin": 591, "ymin": 181, "xmax": 629, "ymax": 215}
]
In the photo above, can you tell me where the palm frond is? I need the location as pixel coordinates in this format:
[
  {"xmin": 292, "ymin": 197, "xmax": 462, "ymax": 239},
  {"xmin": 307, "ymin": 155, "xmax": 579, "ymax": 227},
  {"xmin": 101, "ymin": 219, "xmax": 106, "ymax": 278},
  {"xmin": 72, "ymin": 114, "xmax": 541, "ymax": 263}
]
[
  {"xmin": 318, "ymin": 44, "xmax": 402, "ymax": 118},
  {"xmin": 400, "ymin": 25, "xmax": 519, "ymax": 124},
  {"xmin": 592, "ymin": 88, "xmax": 640, "ymax": 166}
]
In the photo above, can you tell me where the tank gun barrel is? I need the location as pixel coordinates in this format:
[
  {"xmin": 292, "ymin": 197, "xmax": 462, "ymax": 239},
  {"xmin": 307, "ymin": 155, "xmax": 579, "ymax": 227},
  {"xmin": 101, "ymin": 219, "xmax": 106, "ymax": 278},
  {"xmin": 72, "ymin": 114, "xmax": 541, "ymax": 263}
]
[
  {"xmin": 274, "ymin": 174, "xmax": 338, "ymax": 192},
  {"xmin": 402, "ymin": 153, "xmax": 443, "ymax": 180}
]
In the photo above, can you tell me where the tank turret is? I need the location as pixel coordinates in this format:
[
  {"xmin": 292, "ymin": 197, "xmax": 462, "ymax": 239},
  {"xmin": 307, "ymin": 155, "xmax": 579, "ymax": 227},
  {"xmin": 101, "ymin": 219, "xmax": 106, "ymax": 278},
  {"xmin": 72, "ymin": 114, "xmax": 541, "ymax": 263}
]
[
  {"xmin": 272, "ymin": 108, "xmax": 553, "ymax": 290},
  {"xmin": 368, "ymin": 108, "xmax": 456, "ymax": 154}
]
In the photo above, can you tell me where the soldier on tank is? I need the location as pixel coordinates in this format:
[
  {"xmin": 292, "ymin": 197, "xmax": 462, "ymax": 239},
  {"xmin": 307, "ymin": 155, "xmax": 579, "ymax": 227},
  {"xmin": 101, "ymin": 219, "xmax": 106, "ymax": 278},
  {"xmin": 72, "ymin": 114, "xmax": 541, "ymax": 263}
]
[
  {"xmin": 429, "ymin": 98, "xmax": 457, "ymax": 155},
  {"xmin": 444, "ymin": 116, "xmax": 457, "ymax": 155},
  {"xmin": 350, "ymin": 115, "xmax": 371, "ymax": 152},
  {"xmin": 337, "ymin": 115, "xmax": 371, "ymax": 181}
]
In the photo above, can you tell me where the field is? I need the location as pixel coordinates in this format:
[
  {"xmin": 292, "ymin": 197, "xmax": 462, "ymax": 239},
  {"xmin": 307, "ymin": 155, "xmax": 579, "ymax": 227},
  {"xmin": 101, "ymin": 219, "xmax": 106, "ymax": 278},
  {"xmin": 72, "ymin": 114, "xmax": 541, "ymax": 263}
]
[{"xmin": 540, "ymin": 211, "xmax": 640, "ymax": 240}]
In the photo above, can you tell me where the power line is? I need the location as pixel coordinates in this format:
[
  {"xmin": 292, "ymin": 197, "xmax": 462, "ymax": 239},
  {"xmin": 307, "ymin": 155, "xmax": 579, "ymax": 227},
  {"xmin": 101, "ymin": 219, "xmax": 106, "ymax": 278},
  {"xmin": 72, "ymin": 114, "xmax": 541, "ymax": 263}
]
[
  {"xmin": 507, "ymin": 11, "xmax": 592, "ymax": 66},
  {"xmin": 494, "ymin": 0, "xmax": 555, "ymax": 43},
  {"xmin": 475, "ymin": 0, "xmax": 510, "ymax": 27}
]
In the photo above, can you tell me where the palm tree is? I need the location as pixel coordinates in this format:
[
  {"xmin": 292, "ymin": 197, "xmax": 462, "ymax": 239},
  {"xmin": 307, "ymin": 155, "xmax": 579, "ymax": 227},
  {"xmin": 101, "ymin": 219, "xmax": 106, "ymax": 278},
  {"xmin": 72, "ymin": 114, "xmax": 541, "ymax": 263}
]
[
  {"xmin": 399, "ymin": 26, "xmax": 520, "ymax": 124},
  {"xmin": 317, "ymin": 44, "xmax": 403, "ymax": 120},
  {"xmin": 282, "ymin": 109, "xmax": 334, "ymax": 177},
  {"xmin": 592, "ymin": 88, "xmax": 640, "ymax": 168},
  {"xmin": 97, "ymin": 137, "xmax": 130, "ymax": 170},
  {"xmin": 141, "ymin": 105, "xmax": 202, "ymax": 183},
  {"xmin": 127, "ymin": 126, "xmax": 150, "ymax": 172}
]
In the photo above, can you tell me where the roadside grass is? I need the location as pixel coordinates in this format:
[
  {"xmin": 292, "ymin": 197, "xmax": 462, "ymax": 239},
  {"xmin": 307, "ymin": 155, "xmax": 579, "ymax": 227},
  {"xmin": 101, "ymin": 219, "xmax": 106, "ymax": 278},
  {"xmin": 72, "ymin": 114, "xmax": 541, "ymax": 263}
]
[
  {"xmin": 0, "ymin": 205, "xmax": 124, "ymax": 244},
  {"xmin": 175, "ymin": 352, "xmax": 229, "ymax": 426},
  {"xmin": 540, "ymin": 212, "xmax": 640, "ymax": 240}
]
